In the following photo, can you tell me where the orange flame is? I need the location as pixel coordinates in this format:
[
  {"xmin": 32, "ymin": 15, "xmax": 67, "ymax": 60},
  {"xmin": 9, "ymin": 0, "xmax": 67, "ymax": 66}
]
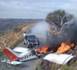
[
  {"xmin": 57, "ymin": 42, "xmax": 75, "ymax": 54},
  {"xmin": 35, "ymin": 45, "xmax": 49, "ymax": 54}
]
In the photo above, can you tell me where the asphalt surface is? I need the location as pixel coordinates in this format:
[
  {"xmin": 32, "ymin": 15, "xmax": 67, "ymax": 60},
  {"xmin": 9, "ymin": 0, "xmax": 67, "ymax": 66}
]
[
  {"xmin": 0, "ymin": 59, "xmax": 39, "ymax": 70},
  {"xmin": 0, "ymin": 42, "xmax": 40, "ymax": 70}
]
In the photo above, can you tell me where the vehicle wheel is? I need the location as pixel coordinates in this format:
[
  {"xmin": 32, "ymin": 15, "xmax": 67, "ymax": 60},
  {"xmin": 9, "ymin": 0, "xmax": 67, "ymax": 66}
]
[
  {"xmin": 35, "ymin": 53, "xmax": 41, "ymax": 58},
  {"xmin": 37, "ymin": 55, "xmax": 41, "ymax": 58},
  {"xmin": 24, "ymin": 42, "xmax": 25, "ymax": 45},
  {"xmin": 24, "ymin": 40, "xmax": 29, "ymax": 47}
]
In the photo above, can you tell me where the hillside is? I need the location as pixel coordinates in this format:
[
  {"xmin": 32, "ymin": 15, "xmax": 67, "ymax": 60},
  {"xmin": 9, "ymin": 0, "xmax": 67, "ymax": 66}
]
[{"xmin": 0, "ymin": 23, "xmax": 34, "ymax": 50}]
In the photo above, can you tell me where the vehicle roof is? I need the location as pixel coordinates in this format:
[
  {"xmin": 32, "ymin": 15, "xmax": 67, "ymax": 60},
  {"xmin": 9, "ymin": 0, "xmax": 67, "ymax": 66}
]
[
  {"xmin": 23, "ymin": 33, "xmax": 35, "ymax": 37},
  {"xmin": 13, "ymin": 47, "xmax": 30, "ymax": 52},
  {"xmin": 13, "ymin": 47, "xmax": 31, "ymax": 57},
  {"xmin": 43, "ymin": 53, "xmax": 74, "ymax": 65}
]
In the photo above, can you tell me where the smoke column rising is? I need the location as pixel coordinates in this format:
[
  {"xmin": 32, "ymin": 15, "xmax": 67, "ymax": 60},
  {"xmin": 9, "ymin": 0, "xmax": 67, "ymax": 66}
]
[
  {"xmin": 31, "ymin": 21, "xmax": 50, "ymax": 45},
  {"xmin": 48, "ymin": 19, "xmax": 77, "ymax": 49}
]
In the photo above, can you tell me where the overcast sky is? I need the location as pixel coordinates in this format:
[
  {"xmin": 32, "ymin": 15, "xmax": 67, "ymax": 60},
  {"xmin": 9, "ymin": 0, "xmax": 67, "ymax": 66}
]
[{"xmin": 0, "ymin": 0, "xmax": 77, "ymax": 19}]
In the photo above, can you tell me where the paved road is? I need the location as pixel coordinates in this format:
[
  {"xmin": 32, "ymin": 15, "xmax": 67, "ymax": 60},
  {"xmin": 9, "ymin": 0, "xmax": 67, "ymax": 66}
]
[{"xmin": 0, "ymin": 59, "xmax": 40, "ymax": 70}]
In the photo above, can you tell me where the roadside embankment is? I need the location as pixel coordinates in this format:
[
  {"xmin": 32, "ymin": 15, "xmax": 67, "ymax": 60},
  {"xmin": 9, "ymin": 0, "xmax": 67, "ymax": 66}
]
[{"xmin": 0, "ymin": 23, "xmax": 34, "ymax": 51}]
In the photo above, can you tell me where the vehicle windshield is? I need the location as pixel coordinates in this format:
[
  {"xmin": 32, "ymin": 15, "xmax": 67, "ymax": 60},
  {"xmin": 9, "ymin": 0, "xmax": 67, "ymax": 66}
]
[
  {"xmin": 25, "ymin": 35, "xmax": 36, "ymax": 40},
  {"xmin": 14, "ymin": 51, "xmax": 22, "ymax": 54}
]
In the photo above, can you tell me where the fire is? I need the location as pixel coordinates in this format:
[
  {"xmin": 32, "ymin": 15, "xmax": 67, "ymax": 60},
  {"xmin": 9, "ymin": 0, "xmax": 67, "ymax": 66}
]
[
  {"xmin": 56, "ymin": 42, "xmax": 75, "ymax": 54},
  {"xmin": 35, "ymin": 45, "xmax": 49, "ymax": 54}
]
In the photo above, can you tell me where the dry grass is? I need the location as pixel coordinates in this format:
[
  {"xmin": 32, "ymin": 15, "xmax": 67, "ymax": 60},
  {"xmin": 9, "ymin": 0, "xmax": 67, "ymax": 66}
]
[
  {"xmin": 0, "ymin": 23, "xmax": 34, "ymax": 50},
  {"xmin": 36, "ymin": 60, "xmax": 77, "ymax": 70}
]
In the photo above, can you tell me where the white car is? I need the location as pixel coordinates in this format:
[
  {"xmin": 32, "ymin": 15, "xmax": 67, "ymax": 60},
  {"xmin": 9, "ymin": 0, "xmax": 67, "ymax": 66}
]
[
  {"xmin": 43, "ymin": 53, "xmax": 74, "ymax": 65},
  {"xmin": 13, "ymin": 47, "xmax": 37, "ymax": 62},
  {"xmin": 2, "ymin": 47, "xmax": 37, "ymax": 65}
]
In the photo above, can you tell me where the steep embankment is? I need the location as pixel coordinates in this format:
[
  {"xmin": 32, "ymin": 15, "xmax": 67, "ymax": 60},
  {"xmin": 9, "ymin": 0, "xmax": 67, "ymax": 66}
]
[{"xmin": 0, "ymin": 23, "xmax": 33, "ymax": 50}]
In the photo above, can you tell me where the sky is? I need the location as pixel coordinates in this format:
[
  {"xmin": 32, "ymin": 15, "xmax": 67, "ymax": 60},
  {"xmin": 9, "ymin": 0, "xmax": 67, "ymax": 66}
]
[{"xmin": 0, "ymin": 0, "xmax": 77, "ymax": 19}]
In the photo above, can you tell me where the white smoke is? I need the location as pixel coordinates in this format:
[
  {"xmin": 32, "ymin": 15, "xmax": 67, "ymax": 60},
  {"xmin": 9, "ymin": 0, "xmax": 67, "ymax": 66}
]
[{"xmin": 31, "ymin": 21, "xmax": 50, "ymax": 45}]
